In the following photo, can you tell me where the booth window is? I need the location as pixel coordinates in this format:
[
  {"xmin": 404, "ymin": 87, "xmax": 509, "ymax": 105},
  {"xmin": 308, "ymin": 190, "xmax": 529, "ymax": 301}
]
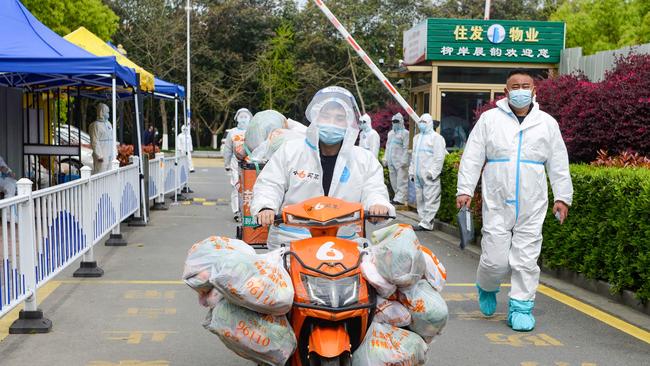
[
  {"xmin": 438, "ymin": 67, "xmax": 548, "ymax": 84},
  {"xmin": 440, "ymin": 91, "xmax": 490, "ymax": 150},
  {"xmin": 411, "ymin": 73, "xmax": 431, "ymax": 87}
]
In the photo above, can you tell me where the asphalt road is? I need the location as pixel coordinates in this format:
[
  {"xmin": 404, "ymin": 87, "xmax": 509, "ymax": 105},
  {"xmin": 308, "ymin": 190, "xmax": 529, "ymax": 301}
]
[{"xmin": 0, "ymin": 160, "xmax": 648, "ymax": 366}]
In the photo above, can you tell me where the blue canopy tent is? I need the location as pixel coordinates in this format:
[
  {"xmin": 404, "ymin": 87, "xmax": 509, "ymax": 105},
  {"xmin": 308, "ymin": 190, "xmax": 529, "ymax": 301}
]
[
  {"xmin": 154, "ymin": 78, "xmax": 185, "ymax": 100},
  {"xmin": 0, "ymin": 0, "xmax": 147, "ymax": 213},
  {"xmin": 0, "ymin": 0, "xmax": 137, "ymax": 90},
  {"xmin": 153, "ymin": 77, "xmax": 186, "ymax": 153}
]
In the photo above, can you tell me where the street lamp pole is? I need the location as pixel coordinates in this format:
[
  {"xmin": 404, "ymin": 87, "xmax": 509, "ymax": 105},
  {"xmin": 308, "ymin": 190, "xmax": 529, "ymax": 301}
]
[
  {"xmin": 185, "ymin": 0, "xmax": 191, "ymax": 164},
  {"xmin": 484, "ymin": 0, "xmax": 491, "ymax": 20}
]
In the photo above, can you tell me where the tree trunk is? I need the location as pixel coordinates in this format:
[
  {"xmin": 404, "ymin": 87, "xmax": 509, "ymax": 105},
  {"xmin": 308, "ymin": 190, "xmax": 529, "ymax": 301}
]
[
  {"xmin": 160, "ymin": 100, "xmax": 169, "ymax": 150},
  {"xmin": 348, "ymin": 48, "xmax": 366, "ymax": 114},
  {"xmin": 194, "ymin": 122, "xmax": 200, "ymax": 149}
]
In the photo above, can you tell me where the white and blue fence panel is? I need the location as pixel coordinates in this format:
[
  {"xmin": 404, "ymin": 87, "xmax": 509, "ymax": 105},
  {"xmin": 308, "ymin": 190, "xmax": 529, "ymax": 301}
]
[
  {"xmin": 0, "ymin": 195, "xmax": 32, "ymax": 318},
  {"xmin": 120, "ymin": 164, "xmax": 139, "ymax": 221},
  {"xmin": 32, "ymin": 181, "xmax": 87, "ymax": 286}
]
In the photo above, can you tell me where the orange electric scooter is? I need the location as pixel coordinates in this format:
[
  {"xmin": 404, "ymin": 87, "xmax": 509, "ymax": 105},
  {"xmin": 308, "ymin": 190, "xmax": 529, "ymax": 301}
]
[{"xmin": 269, "ymin": 196, "xmax": 393, "ymax": 366}]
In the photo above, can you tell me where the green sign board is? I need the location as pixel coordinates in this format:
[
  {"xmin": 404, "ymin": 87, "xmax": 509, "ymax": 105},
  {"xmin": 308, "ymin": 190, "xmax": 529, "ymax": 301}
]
[{"xmin": 404, "ymin": 18, "xmax": 565, "ymax": 65}]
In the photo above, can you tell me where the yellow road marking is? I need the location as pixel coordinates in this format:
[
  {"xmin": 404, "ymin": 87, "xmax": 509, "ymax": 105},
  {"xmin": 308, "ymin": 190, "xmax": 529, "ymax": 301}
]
[
  {"xmin": 538, "ymin": 284, "xmax": 650, "ymax": 345},
  {"xmin": 445, "ymin": 283, "xmax": 650, "ymax": 345},
  {"xmin": 192, "ymin": 197, "xmax": 206, "ymax": 202},
  {"xmin": 125, "ymin": 308, "xmax": 177, "ymax": 319},
  {"xmin": 104, "ymin": 330, "xmax": 176, "ymax": 344},
  {"xmin": 88, "ymin": 361, "xmax": 169, "ymax": 366},
  {"xmin": 124, "ymin": 290, "xmax": 176, "ymax": 300},
  {"xmin": 202, "ymin": 202, "xmax": 216, "ymax": 206},
  {"xmin": 57, "ymin": 280, "xmax": 183, "ymax": 285},
  {"xmin": 0, "ymin": 281, "xmax": 61, "ymax": 341},
  {"xmin": 486, "ymin": 332, "xmax": 563, "ymax": 347}
]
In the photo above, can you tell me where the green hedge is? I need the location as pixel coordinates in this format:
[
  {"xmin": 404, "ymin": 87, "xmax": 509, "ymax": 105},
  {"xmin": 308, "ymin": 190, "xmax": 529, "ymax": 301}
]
[{"xmin": 437, "ymin": 153, "xmax": 650, "ymax": 303}]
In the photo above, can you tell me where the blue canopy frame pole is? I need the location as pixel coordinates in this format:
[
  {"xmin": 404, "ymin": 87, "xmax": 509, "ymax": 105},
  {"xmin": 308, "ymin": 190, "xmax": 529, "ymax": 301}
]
[
  {"xmin": 112, "ymin": 75, "xmax": 117, "ymax": 158},
  {"xmin": 174, "ymin": 96, "xmax": 179, "ymax": 203},
  {"xmin": 134, "ymin": 90, "xmax": 147, "ymax": 224}
]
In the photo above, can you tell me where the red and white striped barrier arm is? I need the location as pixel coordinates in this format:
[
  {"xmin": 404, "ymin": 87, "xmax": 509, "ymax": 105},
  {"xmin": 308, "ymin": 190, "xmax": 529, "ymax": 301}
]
[{"xmin": 311, "ymin": 0, "xmax": 420, "ymax": 122}]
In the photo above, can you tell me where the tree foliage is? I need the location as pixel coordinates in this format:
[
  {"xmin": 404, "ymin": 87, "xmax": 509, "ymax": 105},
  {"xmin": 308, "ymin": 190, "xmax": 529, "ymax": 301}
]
[
  {"xmin": 22, "ymin": 0, "xmax": 119, "ymax": 40},
  {"xmin": 551, "ymin": 0, "xmax": 650, "ymax": 55},
  {"xmin": 257, "ymin": 22, "xmax": 298, "ymax": 111}
]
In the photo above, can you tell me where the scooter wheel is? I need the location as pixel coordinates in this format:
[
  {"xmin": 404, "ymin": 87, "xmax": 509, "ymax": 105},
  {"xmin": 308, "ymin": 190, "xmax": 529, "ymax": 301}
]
[{"xmin": 236, "ymin": 226, "xmax": 242, "ymax": 240}]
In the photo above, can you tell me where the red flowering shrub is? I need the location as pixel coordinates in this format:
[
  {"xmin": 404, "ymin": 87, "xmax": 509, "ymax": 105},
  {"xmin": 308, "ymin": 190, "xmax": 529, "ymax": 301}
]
[
  {"xmin": 591, "ymin": 149, "xmax": 650, "ymax": 168},
  {"xmin": 367, "ymin": 103, "xmax": 408, "ymax": 147}
]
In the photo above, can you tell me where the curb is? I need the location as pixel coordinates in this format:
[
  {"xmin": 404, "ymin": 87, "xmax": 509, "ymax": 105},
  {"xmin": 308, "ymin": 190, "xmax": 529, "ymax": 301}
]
[{"xmin": 396, "ymin": 211, "xmax": 650, "ymax": 317}]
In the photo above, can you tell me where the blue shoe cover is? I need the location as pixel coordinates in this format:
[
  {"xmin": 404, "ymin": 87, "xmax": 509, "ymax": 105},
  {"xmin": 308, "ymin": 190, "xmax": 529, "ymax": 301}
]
[
  {"xmin": 507, "ymin": 298, "xmax": 536, "ymax": 332},
  {"xmin": 477, "ymin": 285, "xmax": 498, "ymax": 316}
]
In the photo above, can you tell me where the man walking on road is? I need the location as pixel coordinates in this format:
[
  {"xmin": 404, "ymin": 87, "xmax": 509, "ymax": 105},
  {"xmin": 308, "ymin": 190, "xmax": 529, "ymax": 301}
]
[
  {"xmin": 409, "ymin": 114, "xmax": 447, "ymax": 231},
  {"xmin": 383, "ymin": 113, "xmax": 410, "ymax": 205},
  {"xmin": 456, "ymin": 69, "xmax": 573, "ymax": 331},
  {"xmin": 223, "ymin": 108, "xmax": 252, "ymax": 222}
]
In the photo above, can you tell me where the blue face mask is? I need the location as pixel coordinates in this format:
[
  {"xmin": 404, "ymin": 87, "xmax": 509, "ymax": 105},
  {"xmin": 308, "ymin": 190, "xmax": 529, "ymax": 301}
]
[
  {"xmin": 319, "ymin": 125, "xmax": 346, "ymax": 145},
  {"xmin": 392, "ymin": 122, "xmax": 401, "ymax": 131},
  {"xmin": 418, "ymin": 123, "xmax": 429, "ymax": 133},
  {"xmin": 508, "ymin": 89, "xmax": 533, "ymax": 109},
  {"xmin": 360, "ymin": 123, "xmax": 370, "ymax": 132}
]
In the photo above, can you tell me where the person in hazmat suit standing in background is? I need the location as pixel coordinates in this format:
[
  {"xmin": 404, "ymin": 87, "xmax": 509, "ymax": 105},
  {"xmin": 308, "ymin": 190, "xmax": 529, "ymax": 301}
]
[
  {"xmin": 409, "ymin": 113, "xmax": 447, "ymax": 231},
  {"xmin": 89, "ymin": 103, "xmax": 115, "ymax": 174},
  {"xmin": 176, "ymin": 124, "xmax": 195, "ymax": 173},
  {"xmin": 223, "ymin": 108, "xmax": 253, "ymax": 222},
  {"xmin": 382, "ymin": 113, "xmax": 410, "ymax": 205},
  {"xmin": 252, "ymin": 86, "xmax": 394, "ymax": 250},
  {"xmin": 456, "ymin": 69, "xmax": 573, "ymax": 332},
  {"xmin": 358, "ymin": 113, "xmax": 380, "ymax": 158}
]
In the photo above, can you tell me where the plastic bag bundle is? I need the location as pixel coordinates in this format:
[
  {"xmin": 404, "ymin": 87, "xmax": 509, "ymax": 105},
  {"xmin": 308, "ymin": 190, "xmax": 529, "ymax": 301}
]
[
  {"xmin": 351, "ymin": 322, "xmax": 428, "ymax": 366},
  {"xmin": 209, "ymin": 249, "xmax": 294, "ymax": 315},
  {"xmin": 245, "ymin": 110, "xmax": 287, "ymax": 153},
  {"xmin": 182, "ymin": 236, "xmax": 256, "ymax": 291},
  {"xmin": 360, "ymin": 254, "xmax": 396, "ymax": 298},
  {"xmin": 198, "ymin": 288, "xmax": 223, "ymax": 308},
  {"xmin": 419, "ymin": 246, "xmax": 447, "ymax": 292},
  {"xmin": 248, "ymin": 128, "xmax": 304, "ymax": 163},
  {"xmin": 399, "ymin": 280, "xmax": 448, "ymax": 342},
  {"xmin": 204, "ymin": 298, "xmax": 297, "ymax": 366},
  {"xmin": 371, "ymin": 224, "xmax": 426, "ymax": 288},
  {"xmin": 374, "ymin": 297, "xmax": 412, "ymax": 327}
]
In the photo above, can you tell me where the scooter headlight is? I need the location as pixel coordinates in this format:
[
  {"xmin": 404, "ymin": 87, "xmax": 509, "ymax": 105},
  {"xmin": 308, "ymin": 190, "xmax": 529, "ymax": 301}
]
[{"xmin": 301, "ymin": 274, "xmax": 359, "ymax": 308}]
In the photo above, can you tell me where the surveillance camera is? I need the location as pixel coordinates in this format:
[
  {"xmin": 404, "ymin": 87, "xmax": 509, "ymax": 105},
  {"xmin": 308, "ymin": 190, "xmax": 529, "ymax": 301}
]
[
  {"xmin": 396, "ymin": 79, "xmax": 405, "ymax": 87},
  {"xmin": 379, "ymin": 58, "xmax": 385, "ymax": 66},
  {"xmin": 398, "ymin": 59, "xmax": 404, "ymax": 67}
]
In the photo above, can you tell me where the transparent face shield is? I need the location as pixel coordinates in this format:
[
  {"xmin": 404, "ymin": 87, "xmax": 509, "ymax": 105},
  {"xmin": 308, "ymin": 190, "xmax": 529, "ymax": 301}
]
[{"xmin": 305, "ymin": 87, "xmax": 360, "ymax": 132}]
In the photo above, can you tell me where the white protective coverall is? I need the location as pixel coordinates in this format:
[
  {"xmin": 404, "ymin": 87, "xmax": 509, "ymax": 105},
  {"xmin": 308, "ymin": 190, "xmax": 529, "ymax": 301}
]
[
  {"xmin": 224, "ymin": 108, "xmax": 252, "ymax": 215},
  {"xmin": 251, "ymin": 86, "xmax": 395, "ymax": 250},
  {"xmin": 88, "ymin": 103, "xmax": 115, "ymax": 174},
  {"xmin": 383, "ymin": 113, "xmax": 410, "ymax": 204},
  {"xmin": 358, "ymin": 114, "xmax": 380, "ymax": 158},
  {"xmin": 176, "ymin": 125, "xmax": 194, "ymax": 172},
  {"xmin": 457, "ymin": 98, "xmax": 573, "ymax": 301},
  {"xmin": 0, "ymin": 156, "xmax": 17, "ymax": 197},
  {"xmin": 409, "ymin": 114, "xmax": 447, "ymax": 230}
]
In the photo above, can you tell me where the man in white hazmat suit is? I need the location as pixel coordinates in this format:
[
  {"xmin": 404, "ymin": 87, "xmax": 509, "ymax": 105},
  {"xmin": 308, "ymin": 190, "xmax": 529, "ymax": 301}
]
[
  {"xmin": 176, "ymin": 125, "xmax": 194, "ymax": 173},
  {"xmin": 409, "ymin": 114, "xmax": 447, "ymax": 231},
  {"xmin": 358, "ymin": 113, "xmax": 380, "ymax": 158},
  {"xmin": 89, "ymin": 103, "xmax": 115, "ymax": 174},
  {"xmin": 252, "ymin": 86, "xmax": 394, "ymax": 250},
  {"xmin": 382, "ymin": 113, "xmax": 409, "ymax": 205},
  {"xmin": 224, "ymin": 108, "xmax": 252, "ymax": 221},
  {"xmin": 456, "ymin": 69, "xmax": 573, "ymax": 331}
]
